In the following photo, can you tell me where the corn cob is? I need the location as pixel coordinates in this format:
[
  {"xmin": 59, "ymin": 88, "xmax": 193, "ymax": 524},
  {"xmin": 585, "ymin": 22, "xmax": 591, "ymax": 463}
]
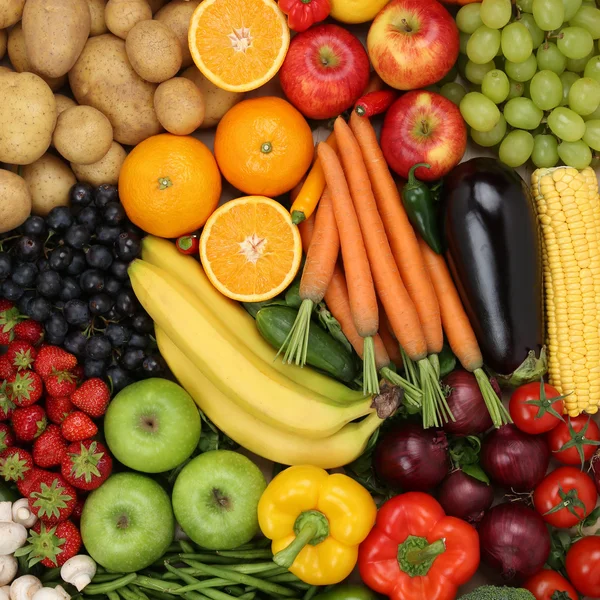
[{"xmin": 531, "ymin": 166, "xmax": 600, "ymax": 417}]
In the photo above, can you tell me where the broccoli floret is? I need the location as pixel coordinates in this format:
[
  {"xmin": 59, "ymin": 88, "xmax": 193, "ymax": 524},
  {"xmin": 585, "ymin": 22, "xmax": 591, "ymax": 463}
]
[{"xmin": 459, "ymin": 586, "xmax": 536, "ymax": 600}]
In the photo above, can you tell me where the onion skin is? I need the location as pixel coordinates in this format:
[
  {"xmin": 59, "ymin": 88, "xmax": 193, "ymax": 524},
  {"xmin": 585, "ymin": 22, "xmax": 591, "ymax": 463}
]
[
  {"xmin": 481, "ymin": 424, "xmax": 550, "ymax": 492},
  {"xmin": 374, "ymin": 422, "xmax": 450, "ymax": 491},
  {"xmin": 479, "ymin": 502, "xmax": 551, "ymax": 583},
  {"xmin": 442, "ymin": 370, "xmax": 499, "ymax": 435},
  {"xmin": 437, "ymin": 470, "xmax": 494, "ymax": 525}
]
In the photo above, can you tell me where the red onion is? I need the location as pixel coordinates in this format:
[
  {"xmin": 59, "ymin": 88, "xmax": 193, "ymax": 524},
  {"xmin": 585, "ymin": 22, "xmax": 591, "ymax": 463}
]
[
  {"xmin": 374, "ymin": 422, "xmax": 449, "ymax": 491},
  {"xmin": 437, "ymin": 470, "xmax": 494, "ymax": 525},
  {"xmin": 479, "ymin": 502, "xmax": 551, "ymax": 582},
  {"xmin": 442, "ymin": 370, "xmax": 500, "ymax": 435},
  {"xmin": 481, "ymin": 424, "xmax": 549, "ymax": 492}
]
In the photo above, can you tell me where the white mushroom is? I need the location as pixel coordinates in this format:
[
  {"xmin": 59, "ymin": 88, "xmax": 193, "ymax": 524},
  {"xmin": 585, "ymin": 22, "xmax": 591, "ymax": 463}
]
[
  {"xmin": 0, "ymin": 523, "xmax": 27, "ymax": 556},
  {"xmin": 11, "ymin": 501, "xmax": 37, "ymax": 529},
  {"xmin": 9, "ymin": 576, "xmax": 42, "ymax": 600},
  {"xmin": 0, "ymin": 556, "xmax": 18, "ymax": 587},
  {"xmin": 0, "ymin": 503, "xmax": 12, "ymax": 523},
  {"xmin": 31, "ymin": 587, "xmax": 70, "ymax": 600},
  {"xmin": 1, "ymin": 586, "xmax": 10, "ymax": 600},
  {"xmin": 60, "ymin": 556, "xmax": 96, "ymax": 592}
]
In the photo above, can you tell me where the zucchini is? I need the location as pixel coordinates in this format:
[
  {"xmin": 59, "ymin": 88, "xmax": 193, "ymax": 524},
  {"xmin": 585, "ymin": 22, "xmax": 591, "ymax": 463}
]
[{"xmin": 255, "ymin": 306, "xmax": 358, "ymax": 384}]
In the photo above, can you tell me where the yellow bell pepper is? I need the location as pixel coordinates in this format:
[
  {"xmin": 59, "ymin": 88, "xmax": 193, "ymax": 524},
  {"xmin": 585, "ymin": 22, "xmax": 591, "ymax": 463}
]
[{"xmin": 257, "ymin": 465, "xmax": 377, "ymax": 586}]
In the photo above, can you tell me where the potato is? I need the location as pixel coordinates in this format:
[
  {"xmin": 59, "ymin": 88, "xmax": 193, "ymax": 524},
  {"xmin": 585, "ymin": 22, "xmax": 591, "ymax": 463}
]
[
  {"xmin": 86, "ymin": 0, "xmax": 108, "ymax": 36},
  {"xmin": 21, "ymin": 153, "xmax": 77, "ymax": 217},
  {"xmin": 147, "ymin": 0, "xmax": 167, "ymax": 14},
  {"xmin": 0, "ymin": 169, "xmax": 31, "ymax": 233},
  {"xmin": 0, "ymin": 72, "xmax": 57, "ymax": 165},
  {"xmin": 69, "ymin": 34, "xmax": 162, "ymax": 146},
  {"xmin": 0, "ymin": 66, "xmax": 12, "ymax": 76},
  {"xmin": 0, "ymin": 0, "xmax": 25, "ymax": 29},
  {"xmin": 126, "ymin": 20, "xmax": 182, "ymax": 83},
  {"xmin": 7, "ymin": 23, "xmax": 67, "ymax": 91},
  {"xmin": 53, "ymin": 106, "xmax": 114, "ymax": 165},
  {"xmin": 154, "ymin": 77, "xmax": 204, "ymax": 136},
  {"xmin": 105, "ymin": 0, "xmax": 151, "ymax": 40},
  {"xmin": 54, "ymin": 94, "xmax": 77, "ymax": 116},
  {"xmin": 71, "ymin": 141, "xmax": 127, "ymax": 186},
  {"xmin": 22, "ymin": 0, "xmax": 91, "ymax": 79},
  {"xmin": 154, "ymin": 0, "xmax": 200, "ymax": 68},
  {"xmin": 0, "ymin": 30, "xmax": 7, "ymax": 61},
  {"xmin": 182, "ymin": 66, "xmax": 245, "ymax": 129}
]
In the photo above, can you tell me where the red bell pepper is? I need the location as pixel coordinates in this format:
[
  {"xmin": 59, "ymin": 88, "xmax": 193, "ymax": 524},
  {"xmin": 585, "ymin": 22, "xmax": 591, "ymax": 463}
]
[
  {"xmin": 358, "ymin": 492, "xmax": 480, "ymax": 600},
  {"xmin": 176, "ymin": 234, "xmax": 200, "ymax": 255},
  {"xmin": 278, "ymin": 0, "xmax": 331, "ymax": 33},
  {"xmin": 354, "ymin": 90, "xmax": 399, "ymax": 118}
]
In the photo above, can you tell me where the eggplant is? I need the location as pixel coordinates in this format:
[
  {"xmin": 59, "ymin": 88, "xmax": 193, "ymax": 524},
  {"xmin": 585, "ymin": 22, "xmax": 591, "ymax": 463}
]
[{"xmin": 441, "ymin": 158, "xmax": 545, "ymax": 382}]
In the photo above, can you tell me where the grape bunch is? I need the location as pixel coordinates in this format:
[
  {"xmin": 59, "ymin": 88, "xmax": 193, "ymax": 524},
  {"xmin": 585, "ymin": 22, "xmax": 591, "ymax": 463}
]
[
  {"xmin": 0, "ymin": 183, "xmax": 167, "ymax": 392},
  {"xmin": 441, "ymin": 0, "xmax": 600, "ymax": 169}
]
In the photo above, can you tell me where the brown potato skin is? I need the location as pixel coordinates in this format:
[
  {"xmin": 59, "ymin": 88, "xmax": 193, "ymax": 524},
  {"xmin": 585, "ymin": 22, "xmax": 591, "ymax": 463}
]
[
  {"xmin": 0, "ymin": 169, "xmax": 31, "ymax": 233},
  {"xmin": 147, "ymin": 0, "xmax": 168, "ymax": 14},
  {"xmin": 105, "ymin": 0, "xmax": 152, "ymax": 40},
  {"xmin": 86, "ymin": 0, "xmax": 109, "ymax": 36},
  {"xmin": 0, "ymin": 29, "xmax": 7, "ymax": 61},
  {"xmin": 0, "ymin": 0, "xmax": 26, "ymax": 29},
  {"xmin": 54, "ymin": 94, "xmax": 78, "ymax": 116},
  {"xmin": 154, "ymin": 77, "xmax": 205, "ymax": 135},
  {"xmin": 154, "ymin": 0, "xmax": 201, "ymax": 68},
  {"xmin": 71, "ymin": 141, "xmax": 127, "ymax": 186}
]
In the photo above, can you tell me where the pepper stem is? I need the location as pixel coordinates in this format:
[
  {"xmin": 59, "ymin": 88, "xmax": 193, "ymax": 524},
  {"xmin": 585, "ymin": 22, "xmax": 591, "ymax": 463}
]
[
  {"xmin": 406, "ymin": 539, "xmax": 446, "ymax": 564},
  {"xmin": 398, "ymin": 535, "xmax": 446, "ymax": 577},
  {"xmin": 407, "ymin": 163, "xmax": 431, "ymax": 187}
]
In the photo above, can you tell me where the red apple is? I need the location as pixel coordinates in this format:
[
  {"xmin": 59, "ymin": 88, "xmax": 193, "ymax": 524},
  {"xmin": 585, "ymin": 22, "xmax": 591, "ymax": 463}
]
[
  {"xmin": 279, "ymin": 24, "xmax": 370, "ymax": 120},
  {"xmin": 381, "ymin": 91, "xmax": 467, "ymax": 181},
  {"xmin": 367, "ymin": 0, "xmax": 459, "ymax": 91}
]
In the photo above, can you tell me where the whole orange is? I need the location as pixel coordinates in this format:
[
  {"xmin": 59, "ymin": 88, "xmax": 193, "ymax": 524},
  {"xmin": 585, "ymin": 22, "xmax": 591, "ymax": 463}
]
[
  {"xmin": 118, "ymin": 134, "xmax": 221, "ymax": 238},
  {"xmin": 214, "ymin": 96, "xmax": 314, "ymax": 197}
]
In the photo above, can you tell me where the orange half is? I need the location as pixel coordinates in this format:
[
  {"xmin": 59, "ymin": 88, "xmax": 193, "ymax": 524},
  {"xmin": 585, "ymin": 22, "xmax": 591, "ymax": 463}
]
[
  {"xmin": 188, "ymin": 0, "xmax": 290, "ymax": 93},
  {"xmin": 200, "ymin": 196, "xmax": 302, "ymax": 302}
]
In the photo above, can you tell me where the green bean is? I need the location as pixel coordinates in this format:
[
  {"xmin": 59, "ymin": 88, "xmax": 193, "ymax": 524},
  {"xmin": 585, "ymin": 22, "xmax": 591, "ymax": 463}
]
[
  {"xmin": 41, "ymin": 568, "xmax": 61, "ymax": 583},
  {"xmin": 107, "ymin": 592, "xmax": 120, "ymax": 600},
  {"xmin": 177, "ymin": 554, "xmax": 240, "ymax": 565},
  {"xmin": 215, "ymin": 551, "xmax": 272, "ymax": 560},
  {"xmin": 85, "ymin": 574, "xmax": 138, "ymax": 595},
  {"xmin": 165, "ymin": 565, "xmax": 239, "ymax": 600},
  {"xmin": 92, "ymin": 574, "xmax": 128, "ymax": 583},
  {"xmin": 144, "ymin": 589, "xmax": 178, "ymax": 600},
  {"xmin": 264, "ymin": 574, "xmax": 302, "ymax": 584},
  {"xmin": 236, "ymin": 594, "xmax": 255, "ymax": 600},
  {"xmin": 168, "ymin": 543, "xmax": 182, "ymax": 553},
  {"xmin": 131, "ymin": 586, "xmax": 150, "ymax": 600},
  {"xmin": 134, "ymin": 576, "xmax": 183, "ymax": 594},
  {"xmin": 180, "ymin": 541, "xmax": 195, "ymax": 554},
  {"xmin": 118, "ymin": 586, "xmax": 144, "ymax": 600},
  {"xmin": 303, "ymin": 586, "xmax": 318, "ymax": 600},
  {"xmin": 222, "ymin": 586, "xmax": 248, "ymax": 598},
  {"xmin": 215, "ymin": 564, "xmax": 284, "ymax": 576}
]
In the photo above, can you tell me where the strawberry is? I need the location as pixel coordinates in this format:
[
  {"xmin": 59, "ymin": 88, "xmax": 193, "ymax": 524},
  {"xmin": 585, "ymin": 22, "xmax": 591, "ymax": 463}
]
[
  {"xmin": 0, "ymin": 447, "xmax": 34, "ymax": 482},
  {"xmin": 12, "ymin": 405, "xmax": 47, "ymax": 442},
  {"xmin": 0, "ymin": 355, "xmax": 16, "ymax": 380},
  {"xmin": 71, "ymin": 365, "xmax": 84, "ymax": 383},
  {"xmin": 34, "ymin": 346, "xmax": 77, "ymax": 379},
  {"xmin": 0, "ymin": 300, "xmax": 14, "ymax": 313},
  {"xmin": 44, "ymin": 370, "xmax": 77, "ymax": 397},
  {"xmin": 71, "ymin": 378, "xmax": 110, "ymax": 418},
  {"xmin": 33, "ymin": 424, "xmax": 68, "ymax": 468},
  {"xmin": 15, "ymin": 520, "xmax": 81, "ymax": 567},
  {"xmin": 7, "ymin": 371, "xmax": 43, "ymax": 407},
  {"xmin": 27, "ymin": 472, "xmax": 77, "ymax": 525},
  {"xmin": 45, "ymin": 396, "xmax": 75, "ymax": 425},
  {"xmin": 13, "ymin": 320, "xmax": 44, "ymax": 346},
  {"xmin": 61, "ymin": 440, "xmax": 112, "ymax": 491},
  {"xmin": 17, "ymin": 468, "xmax": 48, "ymax": 497},
  {"xmin": 0, "ymin": 307, "xmax": 25, "ymax": 345},
  {"xmin": 70, "ymin": 496, "xmax": 86, "ymax": 522},
  {"xmin": 6, "ymin": 340, "xmax": 37, "ymax": 371},
  {"xmin": 0, "ymin": 423, "xmax": 15, "ymax": 453},
  {"xmin": 0, "ymin": 382, "xmax": 15, "ymax": 421},
  {"xmin": 60, "ymin": 412, "xmax": 97, "ymax": 442}
]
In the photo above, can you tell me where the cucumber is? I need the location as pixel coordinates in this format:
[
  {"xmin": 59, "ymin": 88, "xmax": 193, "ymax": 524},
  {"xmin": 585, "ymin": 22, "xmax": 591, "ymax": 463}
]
[
  {"xmin": 284, "ymin": 281, "xmax": 302, "ymax": 308},
  {"xmin": 255, "ymin": 306, "xmax": 358, "ymax": 384}
]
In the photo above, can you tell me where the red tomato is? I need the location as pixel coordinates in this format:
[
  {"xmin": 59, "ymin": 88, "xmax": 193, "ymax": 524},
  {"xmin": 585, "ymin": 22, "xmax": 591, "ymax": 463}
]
[
  {"xmin": 523, "ymin": 569, "xmax": 578, "ymax": 600},
  {"xmin": 509, "ymin": 382, "xmax": 564, "ymax": 434},
  {"xmin": 566, "ymin": 536, "xmax": 600, "ymax": 598},
  {"xmin": 533, "ymin": 466, "xmax": 597, "ymax": 528},
  {"xmin": 547, "ymin": 415, "xmax": 600, "ymax": 466}
]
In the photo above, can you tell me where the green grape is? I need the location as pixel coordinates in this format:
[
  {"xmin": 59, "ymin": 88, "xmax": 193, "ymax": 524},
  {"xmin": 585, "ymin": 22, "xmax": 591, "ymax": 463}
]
[
  {"xmin": 557, "ymin": 27, "xmax": 594, "ymax": 60},
  {"xmin": 506, "ymin": 54, "xmax": 539, "ymax": 81},
  {"xmin": 584, "ymin": 103, "xmax": 600, "ymax": 120},
  {"xmin": 499, "ymin": 130, "xmax": 535, "ymax": 167},
  {"xmin": 457, "ymin": 54, "xmax": 469, "ymax": 78},
  {"xmin": 460, "ymin": 92, "xmax": 502, "ymax": 132},
  {"xmin": 518, "ymin": 0, "xmax": 535, "ymax": 12},
  {"xmin": 566, "ymin": 50, "xmax": 595, "ymax": 74},
  {"xmin": 508, "ymin": 78, "xmax": 526, "ymax": 98},
  {"xmin": 548, "ymin": 106, "xmax": 586, "ymax": 140},
  {"xmin": 504, "ymin": 97, "xmax": 545, "ymax": 128},
  {"xmin": 480, "ymin": 0, "xmax": 512, "ymax": 28},
  {"xmin": 583, "ymin": 119, "xmax": 600, "ymax": 150},
  {"xmin": 560, "ymin": 71, "xmax": 580, "ymax": 105},
  {"xmin": 537, "ymin": 42, "xmax": 567, "ymax": 74},
  {"xmin": 518, "ymin": 14, "xmax": 545, "ymax": 49},
  {"xmin": 530, "ymin": 69, "xmax": 564, "ymax": 109},
  {"xmin": 563, "ymin": 0, "xmax": 583, "ymax": 19},
  {"xmin": 467, "ymin": 26, "xmax": 502, "ymax": 64},
  {"xmin": 482, "ymin": 69, "xmax": 511, "ymax": 102},
  {"xmin": 570, "ymin": 6, "xmax": 600, "ymax": 39},
  {"xmin": 585, "ymin": 56, "xmax": 600, "ymax": 82},
  {"xmin": 557, "ymin": 139, "xmax": 593, "ymax": 167},
  {"xmin": 532, "ymin": 134, "xmax": 560, "ymax": 166},
  {"xmin": 466, "ymin": 60, "xmax": 496, "ymax": 84},
  {"xmin": 439, "ymin": 65, "xmax": 458, "ymax": 86},
  {"xmin": 460, "ymin": 32, "xmax": 471, "ymax": 55},
  {"xmin": 457, "ymin": 4, "xmax": 484, "ymax": 34},
  {"xmin": 568, "ymin": 76, "xmax": 600, "ymax": 115},
  {"xmin": 502, "ymin": 22, "xmax": 534, "ymax": 63},
  {"xmin": 523, "ymin": 79, "xmax": 533, "ymax": 98},
  {"xmin": 532, "ymin": 0, "xmax": 565, "ymax": 30},
  {"xmin": 471, "ymin": 115, "xmax": 508, "ymax": 147},
  {"xmin": 441, "ymin": 82, "xmax": 467, "ymax": 105}
]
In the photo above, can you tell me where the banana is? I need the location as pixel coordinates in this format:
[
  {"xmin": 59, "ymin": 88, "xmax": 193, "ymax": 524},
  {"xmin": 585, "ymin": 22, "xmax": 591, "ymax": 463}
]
[
  {"xmin": 129, "ymin": 259, "xmax": 374, "ymax": 439},
  {"xmin": 141, "ymin": 235, "xmax": 366, "ymax": 405},
  {"xmin": 156, "ymin": 327, "xmax": 383, "ymax": 469}
]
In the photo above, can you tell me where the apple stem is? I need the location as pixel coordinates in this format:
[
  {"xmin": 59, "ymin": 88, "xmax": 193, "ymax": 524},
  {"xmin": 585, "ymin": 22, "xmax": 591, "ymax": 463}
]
[{"xmin": 401, "ymin": 18, "xmax": 412, "ymax": 32}]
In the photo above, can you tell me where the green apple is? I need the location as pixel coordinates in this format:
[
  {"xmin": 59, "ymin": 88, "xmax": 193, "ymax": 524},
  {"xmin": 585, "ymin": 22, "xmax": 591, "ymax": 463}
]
[
  {"xmin": 172, "ymin": 450, "xmax": 267, "ymax": 550},
  {"xmin": 104, "ymin": 378, "xmax": 201, "ymax": 473},
  {"xmin": 81, "ymin": 472, "xmax": 174, "ymax": 572}
]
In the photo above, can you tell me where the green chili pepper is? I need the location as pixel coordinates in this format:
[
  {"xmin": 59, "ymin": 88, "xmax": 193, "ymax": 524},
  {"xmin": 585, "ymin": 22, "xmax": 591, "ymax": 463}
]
[{"xmin": 401, "ymin": 163, "xmax": 443, "ymax": 255}]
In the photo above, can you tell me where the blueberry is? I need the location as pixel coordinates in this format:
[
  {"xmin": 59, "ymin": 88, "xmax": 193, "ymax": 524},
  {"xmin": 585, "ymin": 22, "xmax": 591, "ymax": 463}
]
[
  {"xmin": 103, "ymin": 307, "xmax": 122, "ymax": 322},
  {"xmin": 115, "ymin": 289, "xmax": 137, "ymax": 317},
  {"xmin": 105, "ymin": 323, "xmax": 131, "ymax": 347},
  {"xmin": 66, "ymin": 251, "xmax": 87, "ymax": 275},
  {"xmin": 45, "ymin": 313, "xmax": 68, "ymax": 339},
  {"xmin": 45, "ymin": 329, "xmax": 67, "ymax": 346},
  {"xmin": 86, "ymin": 335, "xmax": 112, "ymax": 360},
  {"xmin": 48, "ymin": 246, "xmax": 74, "ymax": 271},
  {"xmin": 63, "ymin": 330, "xmax": 88, "ymax": 356},
  {"xmin": 0, "ymin": 253, "xmax": 12, "ymax": 280},
  {"xmin": 128, "ymin": 332, "xmax": 149, "ymax": 349},
  {"xmin": 1, "ymin": 280, "xmax": 24, "ymax": 302},
  {"xmin": 86, "ymin": 245, "xmax": 113, "ymax": 271},
  {"xmin": 22, "ymin": 216, "xmax": 47, "ymax": 237},
  {"xmin": 103, "ymin": 202, "xmax": 126, "ymax": 226},
  {"xmin": 27, "ymin": 297, "xmax": 52, "ymax": 322},
  {"xmin": 80, "ymin": 269, "xmax": 105, "ymax": 295},
  {"xmin": 104, "ymin": 277, "xmax": 122, "ymax": 296},
  {"xmin": 95, "ymin": 224, "xmax": 122, "ymax": 246},
  {"xmin": 69, "ymin": 183, "xmax": 94, "ymax": 209},
  {"xmin": 115, "ymin": 232, "xmax": 141, "ymax": 262},
  {"xmin": 12, "ymin": 263, "xmax": 38, "ymax": 287},
  {"xmin": 94, "ymin": 184, "xmax": 119, "ymax": 208},
  {"xmin": 37, "ymin": 257, "xmax": 51, "ymax": 272},
  {"xmin": 36, "ymin": 270, "xmax": 61, "ymax": 298},
  {"xmin": 131, "ymin": 312, "xmax": 153, "ymax": 334},
  {"xmin": 105, "ymin": 366, "xmax": 134, "ymax": 393},
  {"xmin": 64, "ymin": 299, "xmax": 91, "ymax": 327},
  {"xmin": 46, "ymin": 206, "xmax": 73, "ymax": 233},
  {"xmin": 84, "ymin": 358, "xmax": 107, "ymax": 379},
  {"xmin": 64, "ymin": 224, "xmax": 91, "ymax": 249},
  {"xmin": 142, "ymin": 354, "xmax": 166, "ymax": 376},
  {"xmin": 16, "ymin": 236, "xmax": 43, "ymax": 262},
  {"xmin": 16, "ymin": 291, "xmax": 36, "ymax": 315},
  {"xmin": 121, "ymin": 348, "xmax": 145, "ymax": 371},
  {"xmin": 60, "ymin": 277, "xmax": 82, "ymax": 302},
  {"xmin": 88, "ymin": 293, "xmax": 113, "ymax": 316},
  {"xmin": 76, "ymin": 207, "xmax": 100, "ymax": 232},
  {"xmin": 110, "ymin": 261, "xmax": 129, "ymax": 281}
]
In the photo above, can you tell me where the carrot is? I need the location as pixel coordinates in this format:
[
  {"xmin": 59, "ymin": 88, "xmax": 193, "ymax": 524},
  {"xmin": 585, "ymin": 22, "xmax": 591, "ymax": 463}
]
[
  {"xmin": 378, "ymin": 307, "xmax": 404, "ymax": 368},
  {"xmin": 349, "ymin": 111, "xmax": 443, "ymax": 356},
  {"xmin": 280, "ymin": 188, "xmax": 340, "ymax": 366},
  {"xmin": 317, "ymin": 141, "xmax": 380, "ymax": 395},
  {"xmin": 418, "ymin": 236, "xmax": 511, "ymax": 428},
  {"xmin": 298, "ymin": 213, "xmax": 315, "ymax": 254}
]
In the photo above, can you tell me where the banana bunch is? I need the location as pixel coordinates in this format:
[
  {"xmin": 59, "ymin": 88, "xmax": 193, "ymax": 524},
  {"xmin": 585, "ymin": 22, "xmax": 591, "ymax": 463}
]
[{"xmin": 128, "ymin": 236, "xmax": 389, "ymax": 468}]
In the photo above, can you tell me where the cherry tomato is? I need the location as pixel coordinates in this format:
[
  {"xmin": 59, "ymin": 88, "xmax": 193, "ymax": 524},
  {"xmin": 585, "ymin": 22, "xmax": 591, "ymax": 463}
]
[
  {"xmin": 566, "ymin": 535, "xmax": 600, "ymax": 598},
  {"xmin": 523, "ymin": 569, "xmax": 578, "ymax": 600},
  {"xmin": 547, "ymin": 415, "xmax": 600, "ymax": 466},
  {"xmin": 533, "ymin": 466, "xmax": 597, "ymax": 528},
  {"xmin": 509, "ymin": 381, "xmax": 564, "ymax": 435}
]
